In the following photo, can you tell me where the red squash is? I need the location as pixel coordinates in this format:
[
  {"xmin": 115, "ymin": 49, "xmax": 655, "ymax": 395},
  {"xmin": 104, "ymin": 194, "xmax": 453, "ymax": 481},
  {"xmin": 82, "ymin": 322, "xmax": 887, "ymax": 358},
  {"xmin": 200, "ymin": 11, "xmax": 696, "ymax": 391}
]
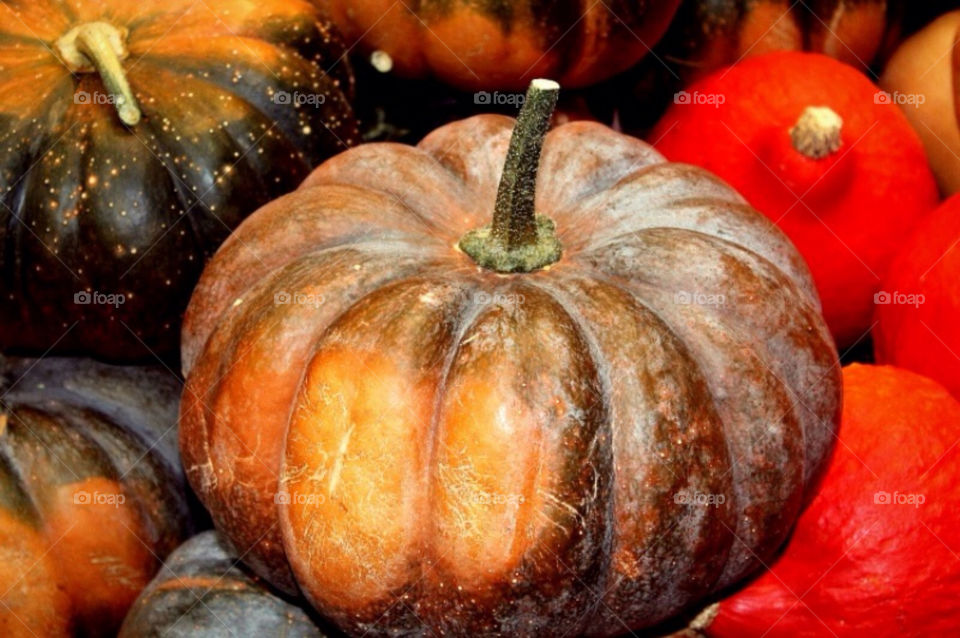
[
  {"xmin": 651, "ymin": 52, "xmax": 939, "ymax": 348},
  {"xmin": 696, "ymin": 364, "xmax": 960, "ymax": 637},
  {"xmin": 874, "ymin": 194, "xmax": 960, "ymax": 399}
]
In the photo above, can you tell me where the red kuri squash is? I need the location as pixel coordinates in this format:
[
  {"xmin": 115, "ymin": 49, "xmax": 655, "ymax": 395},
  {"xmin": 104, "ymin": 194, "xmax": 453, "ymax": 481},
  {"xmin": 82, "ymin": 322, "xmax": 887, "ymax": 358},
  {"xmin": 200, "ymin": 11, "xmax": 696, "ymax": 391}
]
[
  {"xmin": 874, "ymin": 194, "xmax": 960, "ymax": 399},
  {"xmin": 651, "ymin": 51, "xmax": 939, "ymax": 348},
  {"xmin": 693, "ymin": 364, "xmax": 960, "ymax": 637}
]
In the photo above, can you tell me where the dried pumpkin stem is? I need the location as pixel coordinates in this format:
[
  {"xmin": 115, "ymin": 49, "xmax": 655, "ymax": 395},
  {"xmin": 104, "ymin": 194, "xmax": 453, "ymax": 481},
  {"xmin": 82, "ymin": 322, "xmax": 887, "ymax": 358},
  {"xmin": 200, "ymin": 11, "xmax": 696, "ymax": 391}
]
[
  {"xmin": 55, "ymin": 22, "xmax": 141, "ymax": 126},
  {"xmin": 459, "ymin": 79, "xmax": 562, "ymax": 273},
  {"xmin": 790, "ymin": 106, "xmax": 842, "ymax": 160}
]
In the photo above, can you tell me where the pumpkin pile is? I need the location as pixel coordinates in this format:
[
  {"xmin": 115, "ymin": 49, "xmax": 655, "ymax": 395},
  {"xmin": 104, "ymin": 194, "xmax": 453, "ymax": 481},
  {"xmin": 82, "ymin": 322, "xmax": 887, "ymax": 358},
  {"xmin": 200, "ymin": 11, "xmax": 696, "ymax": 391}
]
[{"xmin": 0, "ymin": 3, "xmax": 958, "ymax": 637}]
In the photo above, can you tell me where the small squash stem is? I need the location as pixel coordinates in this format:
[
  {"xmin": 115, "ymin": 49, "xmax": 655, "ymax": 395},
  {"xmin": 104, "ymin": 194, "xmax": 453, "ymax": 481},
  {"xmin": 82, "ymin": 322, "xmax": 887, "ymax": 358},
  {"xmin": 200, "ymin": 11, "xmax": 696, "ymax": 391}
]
[
  {"xmin": 55, "ymin": 22, "xmax": 141, "ymax": 126},
  {"xmin": 790, "ymin": 106, "xmax": 842, "ymax": 159},
  {"xmin": 459, "ymin": 78, "xmax": 562, "ymax": 273}
]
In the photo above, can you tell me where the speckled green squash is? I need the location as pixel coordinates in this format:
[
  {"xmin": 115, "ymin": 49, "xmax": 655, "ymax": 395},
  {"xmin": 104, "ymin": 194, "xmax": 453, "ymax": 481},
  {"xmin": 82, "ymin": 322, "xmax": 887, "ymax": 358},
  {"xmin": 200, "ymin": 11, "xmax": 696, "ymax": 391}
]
[
  {"xmin": 120, "ymin": 532, "xmax": 324, "ymax": 638},
  {"xmin": 0, "ymin": 0, "xmax": 358, "ymax": 361},
  {"xmin": 0, "ymin": 356, "xmax": 190, "ymax": 637}
]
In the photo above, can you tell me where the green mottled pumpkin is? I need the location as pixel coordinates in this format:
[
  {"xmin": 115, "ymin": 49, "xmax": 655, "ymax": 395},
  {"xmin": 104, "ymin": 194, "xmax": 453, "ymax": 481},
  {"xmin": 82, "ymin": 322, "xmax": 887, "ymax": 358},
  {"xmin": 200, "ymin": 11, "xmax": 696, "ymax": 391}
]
[
  {"xmin": 120, "ymin": 532, "xmax": 323, "ymax": 638},
  {"xmin": 0, "ymin": 0, "xmax": 358, "ymax": 362},
  {"xmin": 0, "ymin": 356, "xmax": 189, "ymax": 637}
]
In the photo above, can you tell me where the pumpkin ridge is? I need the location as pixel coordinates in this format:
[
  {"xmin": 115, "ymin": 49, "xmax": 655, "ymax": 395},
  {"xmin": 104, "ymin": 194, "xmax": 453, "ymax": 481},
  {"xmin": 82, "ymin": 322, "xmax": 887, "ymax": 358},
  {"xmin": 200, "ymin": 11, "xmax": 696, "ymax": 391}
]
[
  {"xmin": 0, "ymin": 412, "xmax": 45, "ymax": 526},
  {"xmin": 583, "ymin": 269, "xmax": 759, "ymax": 591},
  {"xmin": 581, "ymin": 224, "xmax": 830, "ymax": 420},
  {"xmin": 532, "ymin": 270, "xmax": 737, "ymax": 629},
  {"xmin": 578, "ymin": 223, "xmax": 819, "ymax": 309},
  {"xmin": 418, "ymin": 278, "xmax": 486, "ymax": 609},
  {"xmin": 518, "ymin": 276, "xmax": 620, "ymax": 605},
  {"xmin": 205, "ymin": 239, "xmax": 449, "ymax": 341},
  {"xmin": 129, "ymin": 51, "xmax": 355, "ymax": 158},
  {"xmin": 551, "ymin": 164, "xmax": 746, "ymax": 252},
  {"xmin": 582, "ymin": 238, "xmax": 825, "ymax": 581},
  {"xmin": 188, "ymin": 257, "xmax": 451, "ymax": 591},
  {"xmin": 120, "ymin": 111, "xmax": 210, "ymax": 264}
]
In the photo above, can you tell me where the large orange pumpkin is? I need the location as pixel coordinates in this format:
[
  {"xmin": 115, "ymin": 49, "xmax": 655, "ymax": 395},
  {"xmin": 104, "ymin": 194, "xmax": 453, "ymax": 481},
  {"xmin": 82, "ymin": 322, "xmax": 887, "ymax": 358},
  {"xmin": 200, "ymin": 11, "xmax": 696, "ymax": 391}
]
[
  {"xmin": 181, "ymin": 80, "xmax": 841, "ymax": 635},
  {"xmin": 317, "ymin": 0, "xmax": 681, "ymax": 90},
  {"xmin": 661, "ymin": 0, "xmax": 899, "ymax": 84}
]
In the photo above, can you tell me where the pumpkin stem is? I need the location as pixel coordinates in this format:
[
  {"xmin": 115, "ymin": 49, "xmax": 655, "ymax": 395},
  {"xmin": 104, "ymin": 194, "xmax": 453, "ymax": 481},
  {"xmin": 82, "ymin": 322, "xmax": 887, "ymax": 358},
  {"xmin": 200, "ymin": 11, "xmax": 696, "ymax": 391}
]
[
  {"xmin": 790, "ymin": 106, "xmax": 842, "ymax": 159},
  {"xmin": 55, "ymin": 22, "xmax": 141, "ymax": 126},
  {"xmin": 459, "ymin": 79, "xmax": 562, "ymax": 273}
]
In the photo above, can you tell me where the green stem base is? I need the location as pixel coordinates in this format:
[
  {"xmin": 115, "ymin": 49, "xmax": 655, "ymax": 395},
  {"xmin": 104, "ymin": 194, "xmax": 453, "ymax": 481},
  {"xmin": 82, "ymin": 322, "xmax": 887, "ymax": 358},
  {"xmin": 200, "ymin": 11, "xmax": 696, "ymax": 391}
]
[{"xmin": 460, "ymin": 215, "xmax": 562, "ymax": 273}]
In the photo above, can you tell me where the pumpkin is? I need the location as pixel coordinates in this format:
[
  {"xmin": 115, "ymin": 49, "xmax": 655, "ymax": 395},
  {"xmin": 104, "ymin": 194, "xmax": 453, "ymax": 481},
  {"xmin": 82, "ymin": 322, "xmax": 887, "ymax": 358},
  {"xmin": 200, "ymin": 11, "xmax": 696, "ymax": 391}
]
[
  {"xmin": 651, "ymin": 51, "xmax": 940, "ymax": 349},
  {"xmin": 0, "ymin": 356, "xmax": 190, "ymax": 637},
  {"xmin": 0, "ymin": 0, "xmax": 358, "ymax": 362},
  {"xmin": 180, "ymin": 79, "xmax": 840, "ymax": 635},
  {"xmin": 691, "ymin": 364, "xmax": 960, "ymax": 637},
  {"xmin": 120, "ymin": 531, "xmax": 323, "ymax": 638},
  {"xmin": 874, "ymin": 194, "xmax": 960, "ymax": 399},
  {"xmin": 605, "ymin": 0, "xmax": 903, "ymax": 132},
  {"xmin": 881, "ymin": 10, "xmax": 960, "ymax": 196},
  {"xmin": 660, "ymin": 0, "xmax": 899, "ymax": 84},
  {"xmin": 317, "ymin": 0, "xmax": 681, "ymax": 90}
]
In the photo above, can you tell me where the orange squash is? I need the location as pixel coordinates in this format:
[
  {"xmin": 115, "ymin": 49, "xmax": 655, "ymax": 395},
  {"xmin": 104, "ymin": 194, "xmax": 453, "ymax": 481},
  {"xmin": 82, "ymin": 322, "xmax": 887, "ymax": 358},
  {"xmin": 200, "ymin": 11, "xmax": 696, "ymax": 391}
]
[
  {"xmin": 697, "ymin": 364, "xmax": 960, "ymax": 637},
  {"xmin": 181, "ymin": 81, "xmax": 840, "ymax": 635},
  {"xmin": 881, "ymin": 10, "xmax": 960, "ymax": 195},
  {"xmin": 318, "ymin": 0, "xmax": 681, "ymax": 89},
  {"xmin": 651, "ymin": 51, "xmax": 940, "ymax": 348}
]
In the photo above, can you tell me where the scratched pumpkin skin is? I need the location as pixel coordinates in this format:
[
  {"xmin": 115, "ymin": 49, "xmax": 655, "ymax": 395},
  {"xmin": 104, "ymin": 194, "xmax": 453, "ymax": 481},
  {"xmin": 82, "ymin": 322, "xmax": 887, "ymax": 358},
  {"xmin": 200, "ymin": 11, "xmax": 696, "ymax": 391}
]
[
  {"xmin": 0, "ymin": 0, "xmax": 357, "ymax": 361},
  {"xmin": 180, "ymin": 87, "xmax": 841, "ymax": 635}
]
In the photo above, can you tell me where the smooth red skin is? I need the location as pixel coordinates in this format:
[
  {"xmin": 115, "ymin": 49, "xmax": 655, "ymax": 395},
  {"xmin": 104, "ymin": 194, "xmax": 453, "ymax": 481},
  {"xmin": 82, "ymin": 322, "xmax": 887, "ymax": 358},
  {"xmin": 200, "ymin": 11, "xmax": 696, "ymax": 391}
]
[
  {"xmin": 651, "ymin": 51, "xmax": 940, "ymax": 348},
  {"xmin": 707, "ymin": 364, "xmax": 960, "ymax": 637},
  {"xmin": 874, "ymin": 194, "xmax": 960, "ymax": 399}
]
